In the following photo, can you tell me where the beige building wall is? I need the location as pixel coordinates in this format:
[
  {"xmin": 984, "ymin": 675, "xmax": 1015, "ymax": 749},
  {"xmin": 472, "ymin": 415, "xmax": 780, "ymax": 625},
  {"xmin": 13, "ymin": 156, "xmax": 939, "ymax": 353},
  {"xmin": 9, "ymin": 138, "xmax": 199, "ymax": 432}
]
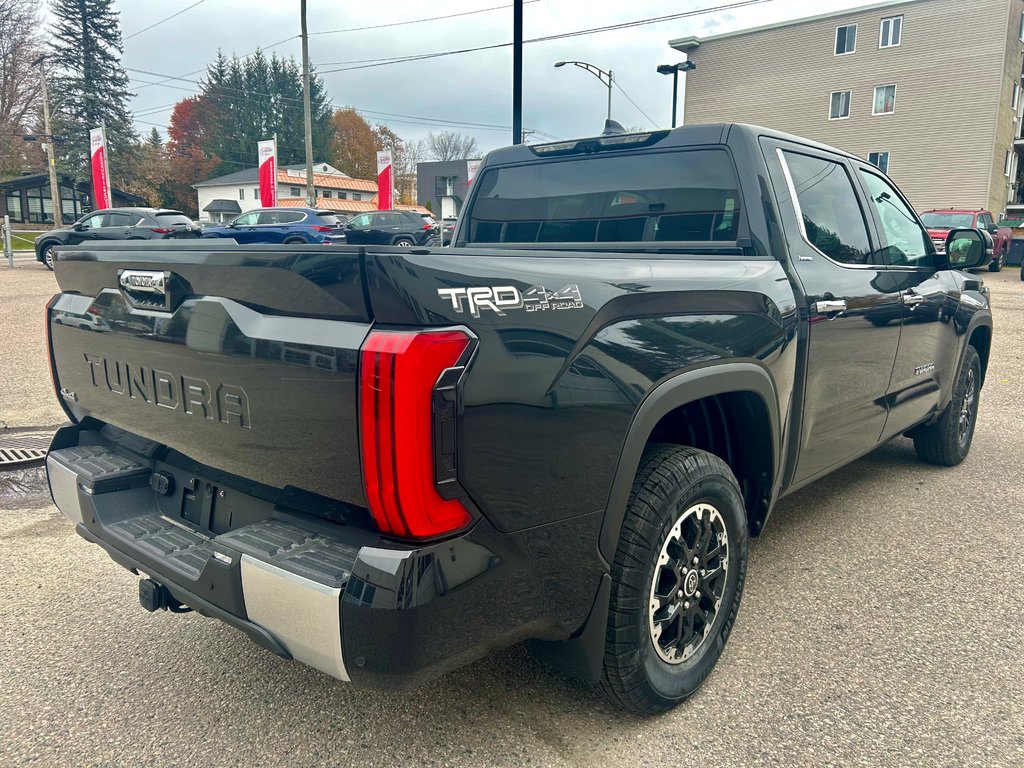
[
  {"xmin": 988, "ymin": 0, "xmax": 1024, "ymax": 215},
  {"xmin": 675, "ymin": 0, "xmax": 1021, "ymax": 216}
]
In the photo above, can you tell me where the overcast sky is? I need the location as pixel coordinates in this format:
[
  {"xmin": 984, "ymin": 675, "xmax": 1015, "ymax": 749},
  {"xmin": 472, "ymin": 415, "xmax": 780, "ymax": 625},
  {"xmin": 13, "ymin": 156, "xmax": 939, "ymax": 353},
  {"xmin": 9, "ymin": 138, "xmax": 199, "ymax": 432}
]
[{"xmin": 97, "ymin": 0, "xmax": 870, "ymax": 155}]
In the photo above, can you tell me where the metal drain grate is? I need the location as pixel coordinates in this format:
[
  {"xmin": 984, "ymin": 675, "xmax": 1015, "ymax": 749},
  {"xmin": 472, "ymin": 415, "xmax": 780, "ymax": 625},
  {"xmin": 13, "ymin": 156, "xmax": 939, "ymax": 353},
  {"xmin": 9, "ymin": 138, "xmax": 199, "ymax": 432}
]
[{"xmin": 0, "ymin": 433, "xmax": 51, "ymax": 469}]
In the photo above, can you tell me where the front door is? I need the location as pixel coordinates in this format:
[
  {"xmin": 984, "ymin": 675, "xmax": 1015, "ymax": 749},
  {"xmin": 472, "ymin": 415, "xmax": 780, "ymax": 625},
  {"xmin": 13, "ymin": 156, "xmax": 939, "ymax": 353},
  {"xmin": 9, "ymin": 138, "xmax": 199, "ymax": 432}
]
[
  {"xmin": 765, "ymin": 142, "xmax": 903, "ymax": 483},
  {"xmin": 857, "ymin": 168, "xmax": 959, "ymax": 435},
  {"xmin": 227, "ymin": 211, "xmax": 260, "ymax": 244},
  {"xmin": 68, "ymin": 212, "xmax": 107, "ymax": 245},
  {"xmin": 344, "ymin": 213, "xmax": 373, "ymax": 244}
]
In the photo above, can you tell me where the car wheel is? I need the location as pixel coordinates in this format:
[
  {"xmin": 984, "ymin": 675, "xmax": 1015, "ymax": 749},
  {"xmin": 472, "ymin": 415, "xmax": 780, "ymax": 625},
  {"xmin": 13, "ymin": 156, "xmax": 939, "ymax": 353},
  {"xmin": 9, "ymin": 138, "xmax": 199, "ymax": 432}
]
[
  {"xmin": 393, "ymin": 237, "xmax": 414, "ymax": 247},
  {"xmin": 598, "ymin": 445, "xmax": 747, "ymax": 714},
  {"xmin": 912, "ymin": 345, "xmax": 981, "ymax": 466},
  {"xmin": 989, "ymin": 251, "xmax": 1003, "ymax": 272},
  {"xmin": 283, "ymin": 237, "xmax": 306, "ymax": 245},
  {"xmin": 40, "ymin": 242, "xmax": 55, "ymax": 270}
]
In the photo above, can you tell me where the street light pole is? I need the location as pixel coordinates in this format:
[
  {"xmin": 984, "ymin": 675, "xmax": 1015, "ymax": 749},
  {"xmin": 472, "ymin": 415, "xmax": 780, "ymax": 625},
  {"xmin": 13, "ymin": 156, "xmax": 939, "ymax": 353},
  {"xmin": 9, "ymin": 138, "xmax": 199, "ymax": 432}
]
[
  {"xmin": 300, "ymin": 0, "xmax": 315, "ymax": 206},
  {"xmin": 33, "ymin": 55, "xmax": 63, "ymax": 227},
  {"xmin": 554, "ymin": 60, "xmax": 614, "ymax": 120},
  {"xmin": 657, "ymin": 61, "xmax": 696, "ymax": 128}
]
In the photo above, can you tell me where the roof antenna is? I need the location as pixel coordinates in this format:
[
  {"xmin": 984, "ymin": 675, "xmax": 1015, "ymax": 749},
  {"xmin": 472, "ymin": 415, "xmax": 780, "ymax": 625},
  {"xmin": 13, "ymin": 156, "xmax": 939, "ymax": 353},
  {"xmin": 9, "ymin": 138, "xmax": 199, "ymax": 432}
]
[{"xmin": 601, "ymin": 118, "xmax": 626, "ymax": 136}]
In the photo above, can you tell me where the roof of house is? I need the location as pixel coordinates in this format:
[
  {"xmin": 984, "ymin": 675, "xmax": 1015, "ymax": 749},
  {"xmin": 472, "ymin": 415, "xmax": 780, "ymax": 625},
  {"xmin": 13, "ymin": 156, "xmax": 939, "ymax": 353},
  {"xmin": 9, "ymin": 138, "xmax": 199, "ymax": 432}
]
[
  {"xmin": 202, "ymin": 199, "xmax": 242, "ymax": 214},
  {"xmin": 279, "ymin": 197, "xmax": 431, "ymax": 215},
  {"xmin": 0, "ymin": 173, "xmax": 145, "ymax": 203},
  {"xmin": 670, "ymin": 0, "xmax": 927, "ymax": 50},
  {"xmin": 194, "ymin": 163, "xmax": 376, "ymax": 191}
]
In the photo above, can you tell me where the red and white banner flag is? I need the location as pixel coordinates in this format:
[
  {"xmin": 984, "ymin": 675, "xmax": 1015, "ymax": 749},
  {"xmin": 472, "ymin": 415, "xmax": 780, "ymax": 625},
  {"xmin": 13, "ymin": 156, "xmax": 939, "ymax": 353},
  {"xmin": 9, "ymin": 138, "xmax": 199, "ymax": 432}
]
[
  {"xmin": 89, "ymin": 127, "xmax": 111, "ymax": 210},
  {"xmin": 258, "ymin": 139, "xmax": 277, "ymax": 207},
  {"xmin": 376, "ymin": 150, "xmax": 393, "ymax": 210},
  {"xmin": 467, "ymin": 159, "xmax": 481, "ymax": 187}
]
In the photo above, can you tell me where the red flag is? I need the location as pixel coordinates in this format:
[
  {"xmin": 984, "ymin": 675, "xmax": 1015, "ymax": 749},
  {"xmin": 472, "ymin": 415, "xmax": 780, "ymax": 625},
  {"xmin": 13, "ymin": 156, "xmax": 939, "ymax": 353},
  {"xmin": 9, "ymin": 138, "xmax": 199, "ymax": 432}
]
[
  {"xmin": 89, "ymin": 128, "xmax": 111, "ymax": 210},
  {"xmin": 258, "ymin": 139, "xmax": 277, "ymax": 207},
  {"xmin": 376, "ymin": 150, "xmax": 393, "ymax": 210},
  {"xmin": 467, "ymin": 159, "xmax": 481, "ymax": 187}
]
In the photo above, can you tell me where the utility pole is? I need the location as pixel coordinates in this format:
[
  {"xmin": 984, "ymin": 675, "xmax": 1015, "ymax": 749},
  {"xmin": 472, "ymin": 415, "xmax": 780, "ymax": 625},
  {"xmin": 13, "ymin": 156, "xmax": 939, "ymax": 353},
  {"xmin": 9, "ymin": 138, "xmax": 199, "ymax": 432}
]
[
  {"xmin": 34, "ymin": 55, "xmax": 63, "ymax": 227},
  {"xmin": 300, "ymin": 0, "xmax": 315, "ymax": 206},
  {"xmin": 512, "ymin": 0, "xmax": 523, "ymax": 145}
]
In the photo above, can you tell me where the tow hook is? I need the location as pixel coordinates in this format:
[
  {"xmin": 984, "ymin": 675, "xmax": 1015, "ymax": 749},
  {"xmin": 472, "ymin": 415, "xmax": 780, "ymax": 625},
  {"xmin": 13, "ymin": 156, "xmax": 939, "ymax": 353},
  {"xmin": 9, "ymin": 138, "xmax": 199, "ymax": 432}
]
[{"xmin": 139, "ymin": 578, "xmax": 192, "ymax": 613}]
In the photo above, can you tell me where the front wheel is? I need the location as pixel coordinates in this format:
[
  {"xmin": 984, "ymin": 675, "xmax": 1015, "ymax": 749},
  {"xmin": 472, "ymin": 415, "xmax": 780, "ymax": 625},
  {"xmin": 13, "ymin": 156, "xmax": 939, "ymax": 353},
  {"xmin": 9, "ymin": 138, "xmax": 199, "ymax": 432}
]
[
  {"xmin": 912, "ymin": 345, "xmax": 981, "ymax": 466},
  {"xmin": 989, "ymin": 250, "xmax": 1004, "ymax": 272},
  {"xmin": 598, "ymin": 445, "xmax": 748, "ymax": 714},
  {"xmin": 39, "ymin": 242, "xmax": 55, "ymax": 270}
]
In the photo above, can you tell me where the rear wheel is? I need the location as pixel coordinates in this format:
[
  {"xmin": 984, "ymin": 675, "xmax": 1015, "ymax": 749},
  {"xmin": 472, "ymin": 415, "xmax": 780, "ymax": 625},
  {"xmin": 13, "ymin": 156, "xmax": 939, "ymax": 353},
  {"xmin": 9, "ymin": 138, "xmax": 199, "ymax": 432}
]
[
  {"xmin": 598, "ymin": 445, "xmax": 747, "ymax": 714},
  {"xmin": 912, "ymin": 345, "xmax": 981, "ymax": 466},
  {"xmin": 283, "ymin": 237, "xmax": 306, "ymax": 245},
  {"xmin": 393, "ymin": 237, "xmax": 414, "ymax": 247}
]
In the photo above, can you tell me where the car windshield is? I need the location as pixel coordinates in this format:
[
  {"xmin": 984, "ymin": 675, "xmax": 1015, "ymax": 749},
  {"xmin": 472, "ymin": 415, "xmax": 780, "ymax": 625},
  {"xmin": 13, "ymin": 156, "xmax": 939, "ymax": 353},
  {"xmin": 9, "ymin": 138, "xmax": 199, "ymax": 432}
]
[
  {"xmin": 466, "ymin": 148, "xmax": 742, "ymax": 245},
  {"xmin": 154, "ymin": 212, "xmax": 194, "ymax": 226},
  {"xmin": 316, "ymin": 212, "xmax": 342, "ymax": 225},
  {"xmin": 920, "ymin": 212, "xmax": 975, "ymax": 229}
]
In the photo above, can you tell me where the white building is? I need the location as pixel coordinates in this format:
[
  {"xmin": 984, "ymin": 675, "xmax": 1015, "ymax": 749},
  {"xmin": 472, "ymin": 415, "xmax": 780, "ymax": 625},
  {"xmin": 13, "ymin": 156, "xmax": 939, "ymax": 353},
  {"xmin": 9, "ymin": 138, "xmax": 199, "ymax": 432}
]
[{"xmin": 193, "ymin": 163, "xmax": 380, "ymax": 222}]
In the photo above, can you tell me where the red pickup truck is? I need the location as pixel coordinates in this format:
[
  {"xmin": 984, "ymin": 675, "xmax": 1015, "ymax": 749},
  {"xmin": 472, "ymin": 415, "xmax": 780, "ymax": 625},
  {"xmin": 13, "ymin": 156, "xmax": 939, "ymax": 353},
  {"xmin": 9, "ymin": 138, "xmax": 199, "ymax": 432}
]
[{"xmin": 920, "ymin": 209, "xmax": 1009, "ymax": 272}]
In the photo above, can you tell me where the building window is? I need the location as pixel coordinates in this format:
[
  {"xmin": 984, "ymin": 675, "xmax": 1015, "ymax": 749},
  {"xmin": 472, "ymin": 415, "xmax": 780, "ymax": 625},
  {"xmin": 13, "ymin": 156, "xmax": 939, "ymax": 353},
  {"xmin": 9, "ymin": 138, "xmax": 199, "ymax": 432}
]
[
  {"xmin": 879, "ymin": 15, "xmax": 902, "ymax": 48},
  {"xmin": 829, "ymin": 90, "xmax": 851, "ymax": 119},
  {"xmin": 323, "ymin": 190, "xmax": 332, "ymax": 198},
  {"xmin": 353, "ymin": 193, "xmax": 361, "ymax": 201},
  {"xmin": 290, "ymin": 187, "xmax": 300, "ymax": 196},
  {"xmin": 835, "ymin": 24, "xmax": 857, "ymax": 55},
  {"xmin": 1019, "ymin": 11, "xmax": 1023, "ymax": 41},
  {"xmin": 5, "ymin": 193, "xmax": 23, "ymax": 223},
  {"xmin": 339, "ymin": 192, "xmax": 347, "ymax": 199},
  {"xmin": 1006, "ymin": 151, "xmax": 1013, "ymax": 177},
  {"xmin": 868, "ymin": 151, "xmax": 890, "ymax": 174},
  {"xmin": 238, "ymin": 188, "xmax": 244, "ymax": 200},
  {"xmin": 1013, "ymin": 82, "xmax": 1020, "ymax": 111},
  {"xmin": 873, "ymin": 84, "xmax": 897, "ymax": 115}
]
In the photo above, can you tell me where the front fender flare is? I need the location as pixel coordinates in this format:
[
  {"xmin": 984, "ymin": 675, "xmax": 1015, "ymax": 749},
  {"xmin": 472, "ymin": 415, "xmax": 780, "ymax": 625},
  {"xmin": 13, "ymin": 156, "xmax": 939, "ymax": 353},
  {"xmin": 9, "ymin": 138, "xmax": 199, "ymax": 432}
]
[{"xmin": 598, "ymin": 360, "xmax": 781, "ymax": 563}]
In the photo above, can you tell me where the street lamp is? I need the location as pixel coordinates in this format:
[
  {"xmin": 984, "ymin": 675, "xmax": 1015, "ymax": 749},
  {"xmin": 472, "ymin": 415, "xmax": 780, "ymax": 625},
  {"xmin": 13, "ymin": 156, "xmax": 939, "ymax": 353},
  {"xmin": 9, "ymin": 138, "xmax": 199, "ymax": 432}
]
[
  {"xmin": 657, "ymin": 60, "xmax": 696, "ymax": 128},
  {"xmin": 554, "ymin": 60, "xmax": 613, "ymax": 120}
]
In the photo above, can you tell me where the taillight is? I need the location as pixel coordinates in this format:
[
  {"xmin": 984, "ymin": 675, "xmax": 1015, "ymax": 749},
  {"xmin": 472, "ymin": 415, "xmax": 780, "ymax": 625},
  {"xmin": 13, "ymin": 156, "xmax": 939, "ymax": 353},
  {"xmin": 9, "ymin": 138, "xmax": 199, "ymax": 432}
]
[
  {"xmin": 312, "ymin": 225, "xmax": 332, "ymax": 233},
  {"xmin": 421, "ymin": 223, "xmax": 433, "ymax": 230},
  {"xmin": 359, "ymin": 329, "xmax": 473, "ymax": 539},
  {"xmin": 150, "ymin": 227, "xmax": 175, "ymax": 234}
]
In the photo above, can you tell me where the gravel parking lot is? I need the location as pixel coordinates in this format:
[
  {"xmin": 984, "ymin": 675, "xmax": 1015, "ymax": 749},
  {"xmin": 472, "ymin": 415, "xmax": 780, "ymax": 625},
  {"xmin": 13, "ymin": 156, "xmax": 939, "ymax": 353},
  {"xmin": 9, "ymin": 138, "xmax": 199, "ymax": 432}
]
[{"xmin": 1, "ymin": 262, "xmax": 1022, "ymax": 767}]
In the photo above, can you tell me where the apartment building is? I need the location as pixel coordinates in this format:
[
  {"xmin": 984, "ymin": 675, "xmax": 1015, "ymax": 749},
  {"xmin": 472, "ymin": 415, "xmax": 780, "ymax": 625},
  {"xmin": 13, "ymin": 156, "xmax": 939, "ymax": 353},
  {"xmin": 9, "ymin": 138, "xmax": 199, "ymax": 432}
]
[{"xmin": 670, "ymin": 0, "xmax": 1024, "ymax": 217}]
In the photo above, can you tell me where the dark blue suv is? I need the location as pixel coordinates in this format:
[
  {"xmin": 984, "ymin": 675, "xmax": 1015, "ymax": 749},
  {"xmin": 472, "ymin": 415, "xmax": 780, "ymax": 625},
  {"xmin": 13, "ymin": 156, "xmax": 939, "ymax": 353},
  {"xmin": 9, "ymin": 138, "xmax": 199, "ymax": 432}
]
[{"xmin": 201, "ymin": 207, "xmax": 347, "ymax": 245}]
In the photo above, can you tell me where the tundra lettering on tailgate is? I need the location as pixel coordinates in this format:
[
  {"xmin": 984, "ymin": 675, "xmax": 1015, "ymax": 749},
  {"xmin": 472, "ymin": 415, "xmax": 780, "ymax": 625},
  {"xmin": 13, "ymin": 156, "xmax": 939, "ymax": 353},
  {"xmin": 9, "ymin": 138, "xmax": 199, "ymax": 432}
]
[{"xmin": 83, "ymin": 354, "xmax": 251, "ymax": 428}]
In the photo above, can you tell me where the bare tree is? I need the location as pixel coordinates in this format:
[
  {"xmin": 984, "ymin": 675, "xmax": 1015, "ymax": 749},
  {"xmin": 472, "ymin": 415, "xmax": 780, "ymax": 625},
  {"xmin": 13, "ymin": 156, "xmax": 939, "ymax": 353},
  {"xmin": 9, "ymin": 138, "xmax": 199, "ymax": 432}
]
[
  {"xmin": 426, "ymin": 130, "xmax": 479, "ymax": 162},
  {"xmin": 0, "ymin": 0, "xmax": 44, "ymax": 177}
]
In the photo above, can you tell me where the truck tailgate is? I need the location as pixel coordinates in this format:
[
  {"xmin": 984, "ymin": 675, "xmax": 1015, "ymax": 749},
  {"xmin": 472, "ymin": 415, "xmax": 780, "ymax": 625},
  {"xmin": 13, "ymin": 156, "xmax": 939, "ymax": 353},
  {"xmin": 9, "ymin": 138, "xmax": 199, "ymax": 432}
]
[{"xmin": 48, "ymin": 243, "xmax": 371, "ymax": 508}]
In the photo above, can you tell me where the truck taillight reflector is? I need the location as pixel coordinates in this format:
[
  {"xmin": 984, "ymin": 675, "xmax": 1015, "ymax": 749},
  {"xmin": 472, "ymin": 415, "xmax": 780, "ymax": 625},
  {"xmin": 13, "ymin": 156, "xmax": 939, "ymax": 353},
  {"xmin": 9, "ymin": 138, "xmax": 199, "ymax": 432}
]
[{"xmin": 359, "ymin": 330, "xmax": 472, "ymax": 539}]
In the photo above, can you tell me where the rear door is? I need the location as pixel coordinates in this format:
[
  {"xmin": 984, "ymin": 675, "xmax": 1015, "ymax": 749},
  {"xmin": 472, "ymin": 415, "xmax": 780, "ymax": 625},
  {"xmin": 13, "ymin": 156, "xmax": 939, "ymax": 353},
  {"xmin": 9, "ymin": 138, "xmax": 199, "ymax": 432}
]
[
  {"xmin": 96, "ymin": 211, "xmax": 137, "ymax": 242},
  {"xmin": 373, "ymin": 212, "xmax": 403, "ymax": 244},
  {"xmin": 857, "ymin": 167, "xmax": 958, "ymax": 435},
  {"xmin": 764, "ymin": 140, "xmax": 903, "ymax": 482}
]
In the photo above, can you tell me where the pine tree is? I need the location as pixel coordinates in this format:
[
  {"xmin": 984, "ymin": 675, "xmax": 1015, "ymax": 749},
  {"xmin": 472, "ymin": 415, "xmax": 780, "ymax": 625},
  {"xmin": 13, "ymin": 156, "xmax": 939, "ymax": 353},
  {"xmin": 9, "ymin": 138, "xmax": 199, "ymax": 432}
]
[
  {"xmin": 48, "ymin": 0, "xmax": 136, "ymax": 188},
  {"xmin": 146, "ymin": 127, "xmax": 162, "ymax": 148}
]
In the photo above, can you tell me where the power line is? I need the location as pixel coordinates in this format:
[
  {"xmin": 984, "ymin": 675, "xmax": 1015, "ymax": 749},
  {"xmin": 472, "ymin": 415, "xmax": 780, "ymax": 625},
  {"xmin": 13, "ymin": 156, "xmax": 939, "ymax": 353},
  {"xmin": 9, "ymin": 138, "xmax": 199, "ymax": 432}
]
[
  {"xmin": 311, "ymin": 1, "xmax": 540, "ymax": 37},
  {"xmin": 318, "ymin": 0, "xmax": 773, "ymax": 75},
  {"xmin": 124, "ymin": 0, "xmax": 207, "ymax": 41},
  {"xmin": 613, "ymin": 81, "xmax": 657, "ymax": 127}
]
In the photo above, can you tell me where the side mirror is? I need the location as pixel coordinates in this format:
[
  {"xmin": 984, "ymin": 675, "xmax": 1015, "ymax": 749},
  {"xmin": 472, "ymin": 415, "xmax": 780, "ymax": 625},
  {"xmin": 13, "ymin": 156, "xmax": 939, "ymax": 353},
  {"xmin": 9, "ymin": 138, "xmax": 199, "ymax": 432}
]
[
  {"xmin": 945, "ymin": 228, "xmax": 990, "ymax": 270},
  {"xmin": 72, "ymin": 222, "xmax": 85, "ymax": 231}
]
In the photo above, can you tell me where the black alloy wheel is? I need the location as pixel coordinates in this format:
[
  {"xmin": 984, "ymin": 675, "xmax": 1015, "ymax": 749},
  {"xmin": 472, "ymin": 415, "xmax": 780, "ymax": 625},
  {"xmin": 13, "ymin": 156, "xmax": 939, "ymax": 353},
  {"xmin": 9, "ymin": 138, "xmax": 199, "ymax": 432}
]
[{"xmin": 912, "ymin": 345, "xmax": 981, "ymax": 466}]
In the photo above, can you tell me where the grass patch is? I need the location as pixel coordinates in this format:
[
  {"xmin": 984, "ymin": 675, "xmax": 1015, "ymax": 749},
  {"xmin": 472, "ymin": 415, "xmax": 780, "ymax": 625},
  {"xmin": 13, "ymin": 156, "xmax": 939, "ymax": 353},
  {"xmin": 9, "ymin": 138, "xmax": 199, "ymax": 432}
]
[{"xmin": 7, "ymin": 231, "xmax": 41, "ymax": 250}]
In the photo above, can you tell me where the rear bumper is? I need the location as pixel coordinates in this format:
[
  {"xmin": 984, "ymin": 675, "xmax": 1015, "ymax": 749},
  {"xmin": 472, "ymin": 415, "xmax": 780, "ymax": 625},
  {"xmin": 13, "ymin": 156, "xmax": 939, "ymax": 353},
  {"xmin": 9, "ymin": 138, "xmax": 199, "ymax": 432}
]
[{"xmin": 45, "ymin": 425, "xmax": 599, "ymax": 689}]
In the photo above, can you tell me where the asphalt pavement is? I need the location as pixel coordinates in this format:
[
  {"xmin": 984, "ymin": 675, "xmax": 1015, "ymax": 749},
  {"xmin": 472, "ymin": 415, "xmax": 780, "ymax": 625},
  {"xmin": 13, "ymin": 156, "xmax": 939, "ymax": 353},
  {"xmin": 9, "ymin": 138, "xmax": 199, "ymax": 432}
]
[{"xmin": 1, "ymin": 262, "xmax": 1022, "ymax": 767}]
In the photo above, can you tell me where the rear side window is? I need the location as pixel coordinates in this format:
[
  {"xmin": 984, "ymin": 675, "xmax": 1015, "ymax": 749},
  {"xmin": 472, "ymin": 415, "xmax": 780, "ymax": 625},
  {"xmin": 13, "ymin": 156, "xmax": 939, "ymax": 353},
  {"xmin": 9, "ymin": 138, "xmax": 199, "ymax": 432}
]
[
  {"xmin": 466, "ymin": 149, "xmax": 742, "ymax": 245},
  {"xmin": 153, "ymin": 212, "xmax": 193, "ymax": 226},
  {"xmin": 781, "ymin": 151, "xmax": 871, "ymax": 265}
]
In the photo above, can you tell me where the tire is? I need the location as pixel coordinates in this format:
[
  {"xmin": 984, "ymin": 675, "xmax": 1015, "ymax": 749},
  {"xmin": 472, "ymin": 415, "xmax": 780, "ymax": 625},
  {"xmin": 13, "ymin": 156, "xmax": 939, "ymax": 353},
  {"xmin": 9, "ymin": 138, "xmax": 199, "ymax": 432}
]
[
  {"xmin": 39, "ymin": 242, "xmax": 55, "ymax": 270},
  {"xmin": 393, "ymin": 237, "xmax": 414, "ymax": 247},
  {"xmin": 912, "ymin": 345, "xmax": 981, "ymax": 466},
  {"xmin": 989, "ymin": 251, "xmax": 1003, "ymax": 272},
  {"xmin": 598, "ymin": 445, "xmax": 748, "ymax": 714},
  {"xmin": 283, "ymin": 237, "xmax": 306, "ymax": 245}
]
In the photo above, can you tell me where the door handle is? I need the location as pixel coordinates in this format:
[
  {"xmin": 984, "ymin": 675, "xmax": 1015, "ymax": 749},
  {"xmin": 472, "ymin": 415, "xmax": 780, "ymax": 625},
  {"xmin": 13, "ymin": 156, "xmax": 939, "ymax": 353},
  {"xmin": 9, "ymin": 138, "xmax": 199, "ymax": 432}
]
[
  {"xmin": 902, "ymin": 292, "xmax": 925, "ymax": 308},
  {"xmin": 811, "ymin": 299, "xmax": 847, "ymax": 314}
]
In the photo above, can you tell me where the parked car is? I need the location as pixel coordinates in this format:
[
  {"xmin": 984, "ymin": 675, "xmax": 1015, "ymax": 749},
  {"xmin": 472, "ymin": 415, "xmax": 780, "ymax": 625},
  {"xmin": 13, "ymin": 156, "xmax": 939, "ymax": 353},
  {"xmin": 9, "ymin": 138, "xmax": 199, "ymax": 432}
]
[
  {"xmin": 441, "ymin": 217, "xmax": 457, "ymax": 245},
  {"xmin": 920, "ymin": 208, "xmax": 1009, "ymax": 271},
  {"xmin": 200, "ymin": 207, "xmax": 347, "ymax": 245},
  {"xmin": 35, "ymin": 208, "xmax": 200, "ymax": 269},
  {"xmin": 42, "ymin": 123, "xmax": 993, "ymax": 714},
  {"xmin": 344, "ymin": 210, "xmax": 439, "ymax": 246}
]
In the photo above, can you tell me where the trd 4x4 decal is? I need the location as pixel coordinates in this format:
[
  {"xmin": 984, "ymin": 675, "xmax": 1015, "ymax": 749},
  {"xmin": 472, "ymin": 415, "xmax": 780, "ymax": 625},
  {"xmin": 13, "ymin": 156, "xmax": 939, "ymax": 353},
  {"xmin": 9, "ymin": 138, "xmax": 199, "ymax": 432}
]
[{"xmin": 437, "ymin": 284, "xmax": 583, "ymax": 317}]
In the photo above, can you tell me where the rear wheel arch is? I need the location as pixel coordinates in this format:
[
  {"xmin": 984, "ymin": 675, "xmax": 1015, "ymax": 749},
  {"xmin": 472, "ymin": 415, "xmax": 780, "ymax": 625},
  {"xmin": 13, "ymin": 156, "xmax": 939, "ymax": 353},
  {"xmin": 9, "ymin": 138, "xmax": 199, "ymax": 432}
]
[
  {"xmin": 283, "ymin": 236, "xmax": 307, "ymax": 244},
  {"xmin": 599, "ymin": 362, "xmax": 780, "ymax": 563}
]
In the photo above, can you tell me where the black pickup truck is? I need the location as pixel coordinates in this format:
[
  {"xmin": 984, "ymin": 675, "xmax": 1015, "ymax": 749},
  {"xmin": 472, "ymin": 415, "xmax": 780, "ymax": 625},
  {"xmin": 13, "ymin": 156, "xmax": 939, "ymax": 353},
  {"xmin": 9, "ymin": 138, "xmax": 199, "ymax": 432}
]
[{"xmin": 44, "ymin": 123, "xmax": 992, "ymax": 714}]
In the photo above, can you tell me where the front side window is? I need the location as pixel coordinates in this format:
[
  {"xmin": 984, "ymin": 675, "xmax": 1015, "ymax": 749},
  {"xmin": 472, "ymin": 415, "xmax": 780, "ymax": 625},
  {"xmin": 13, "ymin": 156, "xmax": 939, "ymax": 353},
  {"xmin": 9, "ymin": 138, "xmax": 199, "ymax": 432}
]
[
  {"xmin": 835, "ymin": 24, "xmax": 857, "ymax": 55},
  {"xmin": 829, "ymin": 90, "xmax": 851, "ymax": 120},
  {"xmin": 349, "ymin": 214, "xmax": 371, "ymax": 228},
  {"xmin": 873, "ymin": 84, "xmax": 897, "ymax": 115},
  {"xmin": 467, "ymin": 148, "xmax": 743, "ymax": 245},
  {"xmin": 232, "ymin": 211, "xmax": 259, "ymax": 226},
  {"xmin": 79, "ymin": 212, "xmax": 106, "ymax": 229},
  {"xmin": 859, "ymin": 170, "xmax": 931, "ymax": 267},
  {"xmin": 868, "ymin": 151, "xmax": 890, "ymax": 174},
  {"xmin": 879, "ymin": 15, "xmax": 902, "ymax": 47},
  {"xmin": 782, "ymin": 151, "xmax": 871, "ymax": 265}
]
